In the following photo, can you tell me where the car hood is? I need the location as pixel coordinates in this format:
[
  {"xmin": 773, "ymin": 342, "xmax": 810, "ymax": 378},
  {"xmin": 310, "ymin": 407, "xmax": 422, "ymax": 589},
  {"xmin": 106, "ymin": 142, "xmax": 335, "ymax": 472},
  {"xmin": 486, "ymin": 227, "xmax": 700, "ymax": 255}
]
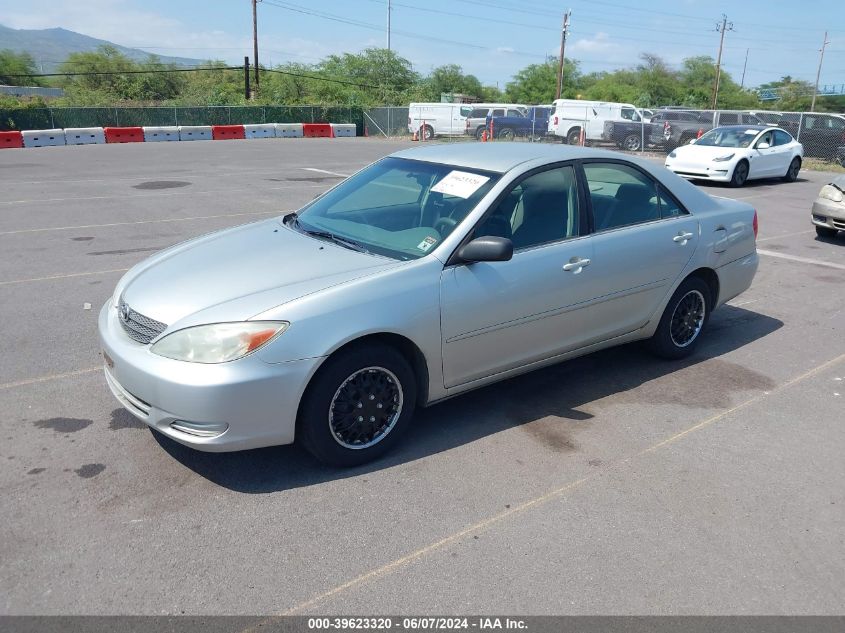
[
  {"xmin": 119, "ymin": 218, "xmax": 401, "ymax": 327},
  {"xmin": 674, "ymin": 144, "xmax": 745, "ymax": 161}
]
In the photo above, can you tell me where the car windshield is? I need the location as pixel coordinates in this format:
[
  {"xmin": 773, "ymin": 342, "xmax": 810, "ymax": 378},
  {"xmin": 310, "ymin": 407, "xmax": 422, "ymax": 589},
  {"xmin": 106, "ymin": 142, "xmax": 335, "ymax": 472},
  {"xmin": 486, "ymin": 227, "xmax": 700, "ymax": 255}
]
[
  {"xmin": 294, "ymin": 157, "xmax": 500, "ymax": 260},
  {"xmin": 696, "ymin": 127, "xmax": 760, "ymax": 148}
]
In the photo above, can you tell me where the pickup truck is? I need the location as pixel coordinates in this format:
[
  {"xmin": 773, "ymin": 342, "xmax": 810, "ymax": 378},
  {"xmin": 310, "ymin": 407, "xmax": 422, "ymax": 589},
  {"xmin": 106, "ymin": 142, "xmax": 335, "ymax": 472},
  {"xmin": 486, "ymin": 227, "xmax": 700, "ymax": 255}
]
[
  {"xmin": 776, "ymin": 112, "xmax": 845, "ymax": 160},
  {"xmin": 649, "ymin": 110, "xmax": 765, "ymax": 151},
  {"xmin": 602, "ymin": 119, "xmax": 661, "ymax": 151},
  {"xmin": 486, "ymin": 106, "xmax": 552, "ymax": 140}
]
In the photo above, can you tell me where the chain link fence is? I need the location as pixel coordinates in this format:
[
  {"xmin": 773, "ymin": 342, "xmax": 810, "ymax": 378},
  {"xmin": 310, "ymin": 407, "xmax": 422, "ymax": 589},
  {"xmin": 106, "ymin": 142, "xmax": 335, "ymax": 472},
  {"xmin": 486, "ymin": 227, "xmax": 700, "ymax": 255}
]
[
  {"xmin": 364, "ymin": 105, "xmax": 845, "ymax": 164},
  {"xmin": 0, "ymin": 105, "xmax": 365, "ymax": 135}
]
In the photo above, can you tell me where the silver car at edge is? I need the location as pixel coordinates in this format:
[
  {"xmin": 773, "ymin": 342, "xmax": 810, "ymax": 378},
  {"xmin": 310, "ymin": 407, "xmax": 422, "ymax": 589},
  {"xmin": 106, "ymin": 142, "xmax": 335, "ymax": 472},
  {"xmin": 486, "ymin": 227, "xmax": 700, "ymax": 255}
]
[{"xmin": 99, "ymin": 144, "xmax": 759, "ymax": 466}]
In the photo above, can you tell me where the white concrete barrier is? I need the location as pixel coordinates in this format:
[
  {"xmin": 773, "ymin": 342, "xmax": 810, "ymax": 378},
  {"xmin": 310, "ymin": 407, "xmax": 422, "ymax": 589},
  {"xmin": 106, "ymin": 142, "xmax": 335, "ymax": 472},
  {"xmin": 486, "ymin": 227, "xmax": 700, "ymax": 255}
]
[
  {"xmin": 330, "ymin": 123, "xmax": 356, "ymax": 137},
  {"xmin": 274, "ymin": 123, "xmax": 303, "ymax": 138},
  {"xmin": 178, "ymin": 125, "xmax": 213, "ymax": 141},
  {"xmin": 64, "ymin": 127, "xmax": 105, "ymax": 145},
  {"xmin": 143, "ymin": 126, "xmax": 179, "ymax": 142},
  {"xmin": 244, "ymin": 124, "xmax": 276, "ymax": 139},
  {"xmin": 22, "ymin": 129, "xmax": 66, "ymax": 148}
]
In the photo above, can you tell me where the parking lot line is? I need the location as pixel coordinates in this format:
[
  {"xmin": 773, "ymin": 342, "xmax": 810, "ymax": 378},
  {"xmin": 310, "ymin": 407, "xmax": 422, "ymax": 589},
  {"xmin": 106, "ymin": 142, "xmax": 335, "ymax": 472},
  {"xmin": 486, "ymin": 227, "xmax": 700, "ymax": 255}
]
[
  {"xmin": 0, "ymin": 268, "xmax": 128, "ymax": 287},
  {"xmin": 757, "ymin": 249, "xmax": 845, "ymax": 271},
  {"xmin": 302, "ymin": 167, "xmax": 352, "ymax": 178},
  {"xmin": 272, "ymin": 350, "xmax": 845, "ymax": 617},
  {"xmin": 0, "ymin": 366, "xmax": 101, "ymax": 391},
  {"xmin": 756, "ymin": 230, "xmax": 815, "ymax": 243},
  {"xmin": 0, "ymin": 210, "xmax": 284, "ymax": 236}
]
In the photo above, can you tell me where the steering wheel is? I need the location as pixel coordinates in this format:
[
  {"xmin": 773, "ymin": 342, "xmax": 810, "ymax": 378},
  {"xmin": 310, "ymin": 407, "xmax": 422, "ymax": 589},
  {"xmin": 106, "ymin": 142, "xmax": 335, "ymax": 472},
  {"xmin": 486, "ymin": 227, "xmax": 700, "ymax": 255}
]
[{"xmin": 433, "ymin": 216, "xmax": 458, "ymax": 237}]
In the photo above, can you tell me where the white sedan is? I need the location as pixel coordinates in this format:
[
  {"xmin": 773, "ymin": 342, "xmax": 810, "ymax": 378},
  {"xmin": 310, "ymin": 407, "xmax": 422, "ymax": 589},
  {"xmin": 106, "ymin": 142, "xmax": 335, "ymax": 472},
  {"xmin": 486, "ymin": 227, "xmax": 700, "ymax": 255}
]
[{"xmin": 664, "ymin": 125, "xmax": 803, "ymax": 187}]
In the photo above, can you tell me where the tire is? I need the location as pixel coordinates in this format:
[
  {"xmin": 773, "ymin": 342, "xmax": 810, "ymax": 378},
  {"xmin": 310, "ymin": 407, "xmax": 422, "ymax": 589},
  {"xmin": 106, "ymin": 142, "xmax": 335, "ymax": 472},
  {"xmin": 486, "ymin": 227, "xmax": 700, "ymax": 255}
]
[
  {"xmin": 622, "ymin": 133, "xmax": 642, "ymax": 152},
  {"xmin": 729, "ymin": 160, "xmax": 749, "ymax": 187},
  {"xmin": 474, "ymin": 126, "xmax": 486, "ymax": 140},
  {"xmin": 566, "ymin": 128, "xmax": 582, "ymax": 145},
  {"xmin": 647, "ymin": 277, "xmax": 712, "ymax": 360},
  {"xmin": 498, "ymin": 127, "xmax": 515, "ymax": 141},
  {"xmin": 298, "ymin": 342, "xmax": 417, "ymax": 466},
  {"xmin": 816, "ymin": 225, "xmax": 838, "ymax": 239},
  {"xmin": 782, "ymin": 157, "xmax": 801, "ymax": 182},
  {"xmin": 420, "ymin": 125, "xmax": 434, "ymax": 141}
]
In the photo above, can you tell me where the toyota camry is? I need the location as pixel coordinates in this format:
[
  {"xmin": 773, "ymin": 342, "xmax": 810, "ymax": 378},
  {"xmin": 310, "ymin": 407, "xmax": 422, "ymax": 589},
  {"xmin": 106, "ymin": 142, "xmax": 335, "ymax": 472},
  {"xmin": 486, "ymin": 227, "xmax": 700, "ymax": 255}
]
[{"xmin": 99, "ymin": 144, "xmax": 759, "ymax": 466}]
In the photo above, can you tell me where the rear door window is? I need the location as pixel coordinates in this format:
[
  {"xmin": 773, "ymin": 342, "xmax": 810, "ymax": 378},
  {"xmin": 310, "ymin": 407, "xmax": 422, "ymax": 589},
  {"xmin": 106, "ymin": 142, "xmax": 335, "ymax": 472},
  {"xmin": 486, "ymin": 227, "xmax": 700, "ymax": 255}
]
[{"xmin": 773, "ymin": 130, "xmax": 792, "ymax": 145}]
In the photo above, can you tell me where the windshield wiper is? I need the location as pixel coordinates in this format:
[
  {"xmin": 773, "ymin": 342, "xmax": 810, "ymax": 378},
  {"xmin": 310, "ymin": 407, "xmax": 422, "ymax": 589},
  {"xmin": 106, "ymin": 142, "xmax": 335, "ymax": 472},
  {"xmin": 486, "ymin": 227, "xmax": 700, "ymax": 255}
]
[{"xmin": 284, "ymin": 213, "xmax": 369, "ymax": 253}]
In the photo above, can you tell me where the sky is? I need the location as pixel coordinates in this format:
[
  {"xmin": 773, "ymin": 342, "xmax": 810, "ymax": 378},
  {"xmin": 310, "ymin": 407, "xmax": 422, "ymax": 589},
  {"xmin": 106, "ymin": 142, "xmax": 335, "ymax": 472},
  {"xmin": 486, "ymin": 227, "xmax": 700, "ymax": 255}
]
[{"xmin": 1, "ymin": 0, "xmax": 843, "ymax": 91}]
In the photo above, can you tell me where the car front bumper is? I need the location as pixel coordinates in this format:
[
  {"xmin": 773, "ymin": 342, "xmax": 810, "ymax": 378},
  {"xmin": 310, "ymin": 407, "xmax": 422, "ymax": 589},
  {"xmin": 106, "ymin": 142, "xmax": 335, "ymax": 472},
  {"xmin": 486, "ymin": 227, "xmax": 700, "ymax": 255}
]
[
  {"xmin": 98, "ymin": 302, "xmax": 323, "ymax": 452},
  {"xmin": 664, "ymin": 159, "xmax": 733, "ymax": 182},
  {"xmin": 811, "ymin": 198, "xmax": 845, "ymax": 232}
]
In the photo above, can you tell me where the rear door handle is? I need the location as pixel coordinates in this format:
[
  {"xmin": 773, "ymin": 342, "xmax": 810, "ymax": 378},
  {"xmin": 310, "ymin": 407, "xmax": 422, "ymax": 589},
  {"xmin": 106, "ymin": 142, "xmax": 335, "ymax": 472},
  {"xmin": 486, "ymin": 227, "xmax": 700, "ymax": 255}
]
[
  {"xmin": 563, "ymin": 257, "xmax": 591, "ymax": 272},
  {"xmin": 673, "ymin": 231, "xmax": 694, "ymax": 244}
]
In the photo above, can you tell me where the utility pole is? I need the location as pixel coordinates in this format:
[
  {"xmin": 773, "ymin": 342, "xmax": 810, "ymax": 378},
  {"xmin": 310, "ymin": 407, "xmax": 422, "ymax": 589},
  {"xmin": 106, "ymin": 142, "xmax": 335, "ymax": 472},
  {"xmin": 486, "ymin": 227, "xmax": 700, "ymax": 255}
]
[
  {"xmin": 555, "ymin": 10, "xmax": 571, "ymax": 101},
  {"xmin": 252, "ymin": 0, "xmax": 260, "ymax": 93},
  {"xmin": 740, "ymin": 48, "xmax": 749, "ymax": 89},
  {"xmin": 711, "ymin": 14, "xmax": 733, "ymax": 109},
  {"xmin": 387, "ymin": 0, "xmax": 392, "ymax": 51},
  {"xmin": 244, "ymin": 56, "xmax": 251, "ymax": 101},
  {"xmin": 810, "ymin": 31, "xmax": 830, "ymax": 112}
]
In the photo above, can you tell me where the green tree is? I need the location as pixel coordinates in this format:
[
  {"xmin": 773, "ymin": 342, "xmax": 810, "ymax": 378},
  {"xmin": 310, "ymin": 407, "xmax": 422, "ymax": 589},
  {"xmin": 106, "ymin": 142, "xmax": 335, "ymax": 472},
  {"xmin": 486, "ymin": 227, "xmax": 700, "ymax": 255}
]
[
  {"xmin": 675, "ymin": 56, "xmax": 758, "ymax": 109},
  {"xmin": 505, "ymin": 58, "xmax": 580, "ymax": 103},
  {"xmin": 421, "ymin": 64, "xmax": 483, "ymax": 101},
  {"xmin": 0, "ymin": 49, "xmax": 42, "ymax": 86}
]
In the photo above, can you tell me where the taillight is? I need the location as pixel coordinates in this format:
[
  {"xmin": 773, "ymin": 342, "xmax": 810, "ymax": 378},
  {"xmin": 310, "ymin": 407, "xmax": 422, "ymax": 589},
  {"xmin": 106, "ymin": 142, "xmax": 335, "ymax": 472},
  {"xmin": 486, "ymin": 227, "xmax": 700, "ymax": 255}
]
[
  {"xmin": 554, "ymin": 116, "xmax": 558, "ymax": 125},
  {"xmin": 752, "ymin": 210, "xmax": 758, "ymax": 240}
]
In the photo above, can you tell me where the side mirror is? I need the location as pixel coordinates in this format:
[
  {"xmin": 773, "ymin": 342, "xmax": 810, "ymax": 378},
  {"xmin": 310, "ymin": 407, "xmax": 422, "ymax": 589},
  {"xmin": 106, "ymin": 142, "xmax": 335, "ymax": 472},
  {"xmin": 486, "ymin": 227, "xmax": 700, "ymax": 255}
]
[
  {"xmin": 757, "ymin": 142, "xmax": 770, "ymax": 149},
  {"xmin": 688, "ymin": 138, "xmax": 696, "ymax": 144},
  {"xmin": 457, "ymin": 236, "xmax": 513, "ymax": 263}
]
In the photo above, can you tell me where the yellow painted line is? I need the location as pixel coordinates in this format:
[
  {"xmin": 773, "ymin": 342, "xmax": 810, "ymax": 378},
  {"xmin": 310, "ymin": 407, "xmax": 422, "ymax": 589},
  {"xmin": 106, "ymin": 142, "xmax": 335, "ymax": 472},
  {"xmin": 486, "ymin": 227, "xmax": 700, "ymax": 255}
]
[
  {"xmin": 0, "ymin": 268, "xmax": 128, "ymax": 287},
  {"xmin": 0, "ymin": 367, "xmax": 101, "ymax": 391},
  {"xmin": 270, "ymin": 351, "xmax": 845, "ymax": 617},
  {"xmin": 0, "ymin": 210, "xmax": 283, "ymax": 236}
]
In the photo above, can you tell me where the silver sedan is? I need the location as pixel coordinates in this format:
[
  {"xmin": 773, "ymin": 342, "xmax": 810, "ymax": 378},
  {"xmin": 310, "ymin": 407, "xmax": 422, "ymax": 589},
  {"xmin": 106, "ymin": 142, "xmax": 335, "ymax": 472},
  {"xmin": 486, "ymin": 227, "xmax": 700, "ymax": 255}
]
[{"xmin": 99, "ymin": 144, "xmax": 759, "ymax": 465}]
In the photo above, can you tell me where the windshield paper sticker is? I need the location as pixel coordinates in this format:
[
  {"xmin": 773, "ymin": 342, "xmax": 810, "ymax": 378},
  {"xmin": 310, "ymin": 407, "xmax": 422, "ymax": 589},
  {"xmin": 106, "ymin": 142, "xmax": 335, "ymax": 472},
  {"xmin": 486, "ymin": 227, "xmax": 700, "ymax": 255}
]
[
  {"xmin": 417, "ymin": 236, "xmax": 438, "ymax": 252},
  {"xmin": 431, "ymin": 171, "xmax": 490, "ymax": 199}
]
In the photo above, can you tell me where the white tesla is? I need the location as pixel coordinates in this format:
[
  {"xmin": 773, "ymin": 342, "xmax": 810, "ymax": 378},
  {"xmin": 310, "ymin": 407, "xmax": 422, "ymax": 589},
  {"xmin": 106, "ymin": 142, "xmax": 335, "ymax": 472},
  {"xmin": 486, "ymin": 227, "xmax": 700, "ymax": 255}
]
[{"xmin": 664, "ymin": 125, "xmax": 803, "ymax": 187}]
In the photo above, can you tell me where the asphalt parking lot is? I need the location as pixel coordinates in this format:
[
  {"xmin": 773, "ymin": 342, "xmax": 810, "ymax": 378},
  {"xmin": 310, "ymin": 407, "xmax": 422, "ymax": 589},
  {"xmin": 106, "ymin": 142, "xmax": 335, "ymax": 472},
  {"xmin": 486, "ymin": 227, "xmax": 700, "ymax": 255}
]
[{"xmin": 1, "ymin": 138, "xmax": 843, "ymax": 615}]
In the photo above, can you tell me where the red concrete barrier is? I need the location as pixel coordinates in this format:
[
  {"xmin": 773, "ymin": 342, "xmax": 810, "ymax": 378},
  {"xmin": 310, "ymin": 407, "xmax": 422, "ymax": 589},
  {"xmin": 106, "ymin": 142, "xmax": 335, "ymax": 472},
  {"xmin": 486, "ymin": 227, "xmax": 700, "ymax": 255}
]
[
  {"xmin": 0, "ymin": 131, "xmax": 24, "ymax": 149},
  {"xmin": 211, "ymin": 125, "xmax": 245, "ymax": 140},
  {"xmin": 302, "ymin": 123, "xmax": 333, "ymax": 138},
  {"xmin": 104, "ymin": 127, "xmax": 144, "ymax": 143}
]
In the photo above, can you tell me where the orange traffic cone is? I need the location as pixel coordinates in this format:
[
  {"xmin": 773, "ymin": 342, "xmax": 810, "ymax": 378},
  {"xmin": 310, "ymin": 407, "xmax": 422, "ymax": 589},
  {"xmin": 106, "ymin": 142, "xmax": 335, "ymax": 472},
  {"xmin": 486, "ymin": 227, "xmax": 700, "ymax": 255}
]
[
  {"xmin": 412, "ymin": 130, "xmax": 419, "ymax": 141},
  {"xmin": 481, "ymin": 129, "xmax": 487, "ymax": 142}
]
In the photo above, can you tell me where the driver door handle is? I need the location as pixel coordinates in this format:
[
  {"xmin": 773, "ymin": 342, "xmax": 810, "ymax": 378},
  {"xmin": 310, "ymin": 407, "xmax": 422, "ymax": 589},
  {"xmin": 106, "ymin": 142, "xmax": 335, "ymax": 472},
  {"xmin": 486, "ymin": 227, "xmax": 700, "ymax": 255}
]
[
  {"xmin": 673, "ymin": 231, "xmax": 694, "ymax": 244},
  {"xmin": 563, "ymin": 257, "xmax": 591, "ymax": 272}
]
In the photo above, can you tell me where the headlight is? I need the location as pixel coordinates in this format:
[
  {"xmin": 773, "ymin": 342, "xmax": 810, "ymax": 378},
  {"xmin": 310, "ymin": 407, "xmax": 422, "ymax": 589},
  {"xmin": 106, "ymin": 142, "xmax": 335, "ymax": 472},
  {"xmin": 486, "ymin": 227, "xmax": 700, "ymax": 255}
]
[
  {"xmin": 713, "ymin": 153, "xmax": 735, "ymax": 162},
  {"xmin": 819, "ymin": 184, "xmax": 844, "ymax": 203},
  {"xmin": 151, "ymin": 321, "xmax": 289, "ymax": 363},
  {"xmin": 668, "ymin": 151, "xmax": 677, "ymax": 158}
]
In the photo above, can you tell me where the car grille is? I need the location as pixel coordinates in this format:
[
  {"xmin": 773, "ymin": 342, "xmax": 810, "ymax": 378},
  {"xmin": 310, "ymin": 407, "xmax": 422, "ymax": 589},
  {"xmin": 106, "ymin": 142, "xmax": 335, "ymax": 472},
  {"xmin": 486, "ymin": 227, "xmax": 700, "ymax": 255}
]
[{"xmin": 118, "ymin": 300, "xmax": 167, "ymax": 344}]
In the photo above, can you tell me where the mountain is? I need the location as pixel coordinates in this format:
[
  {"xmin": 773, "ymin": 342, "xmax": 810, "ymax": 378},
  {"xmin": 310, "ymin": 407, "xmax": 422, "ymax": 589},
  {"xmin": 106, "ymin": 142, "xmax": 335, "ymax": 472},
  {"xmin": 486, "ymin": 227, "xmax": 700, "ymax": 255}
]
[{"xmin": 0, "ymin": 24, "xmax": 205, "ymax": 72}]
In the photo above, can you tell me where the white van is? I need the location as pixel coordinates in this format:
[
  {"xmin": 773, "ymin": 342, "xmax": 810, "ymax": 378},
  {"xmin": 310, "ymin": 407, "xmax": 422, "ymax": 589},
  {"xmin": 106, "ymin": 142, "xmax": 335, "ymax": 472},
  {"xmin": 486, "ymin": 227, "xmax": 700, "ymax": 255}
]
[
  {"xmin": 408, "ymin": 103, "xmax": 475, "ymax": 140},
  {"xmin": 548, "ymin": 99, "xmax": 644, "ymax": 144}
]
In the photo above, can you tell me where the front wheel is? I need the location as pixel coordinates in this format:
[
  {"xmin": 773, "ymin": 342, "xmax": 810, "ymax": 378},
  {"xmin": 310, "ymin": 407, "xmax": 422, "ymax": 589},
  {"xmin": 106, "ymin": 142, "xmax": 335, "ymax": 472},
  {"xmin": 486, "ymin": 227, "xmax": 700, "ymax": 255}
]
[
  {"xmin": 298, "ymin": 343, "xmax": 417, "ymax": 466},
  {"xmin": 474, "ymin": 126, "xmax": 486, "ymax": 140},
  {"xmin": 782, "ymin": 157, "xmax": 801, "ymax": 182},
  {"xmin": 647, "ymin": 277, "xmax": 711, "ymax": 360},
  {"xmin": 729, "ymin": 160, "xmax": 749, "ymax": 187}
]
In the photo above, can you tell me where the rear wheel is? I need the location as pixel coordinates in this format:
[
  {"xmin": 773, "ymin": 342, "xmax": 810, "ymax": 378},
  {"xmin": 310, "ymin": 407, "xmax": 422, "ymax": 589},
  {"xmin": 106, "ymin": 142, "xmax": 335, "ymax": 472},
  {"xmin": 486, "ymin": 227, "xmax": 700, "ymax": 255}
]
[
  {"xmin": 816, "ymin": 225, "xmax": 838, "ymax": 239},
  {"xmin": 782, "ymin": 157, "xmax": 801, "ymax": 182},
  {"xmin": 474, "ymin": 126, "xmax": 486, "ymax": 140},
  {"xmin": 420, "ymin": 125, "xmax": 434, "ymax": 141},
  {"xmin": 729, "ymin": 160, "xmax": 749, "ymax": 187},
  {"xmin": 647, "ymin": 277, "xmax": 711, "ymax": 360},
  {"xmin": 566, "ymin": 128, "xmax": 582, "ymax": 145},
  {"xmin": 498, "ymin": 127, "xmax": 515, "ymax": 141},
  {"xmin": 622, "ymin": 133, "xmax": 642, "ymax": 151},
  {"xmin": 298, "ymin": 342, "xmax": 417, "ymax": 466}
]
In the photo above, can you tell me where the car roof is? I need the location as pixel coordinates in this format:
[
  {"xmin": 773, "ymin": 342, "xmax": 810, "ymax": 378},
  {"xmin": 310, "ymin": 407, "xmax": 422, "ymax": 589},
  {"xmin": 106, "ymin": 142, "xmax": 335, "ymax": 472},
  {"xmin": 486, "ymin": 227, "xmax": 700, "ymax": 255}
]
[
  {"xmin": 389, "ymin": 143, "xmax": 641, "ymax": 174},
  {"xmin": 713, "ymin": 125, "xmax": 770, "ymax": 131}
]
